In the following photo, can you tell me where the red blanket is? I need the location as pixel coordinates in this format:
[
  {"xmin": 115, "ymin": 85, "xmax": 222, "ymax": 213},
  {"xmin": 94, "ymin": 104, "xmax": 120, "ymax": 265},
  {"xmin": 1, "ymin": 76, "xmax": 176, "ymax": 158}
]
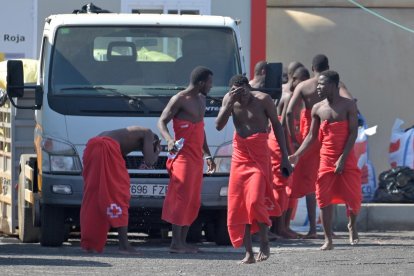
[
  {"xmin": 316, "ymin": 121, "xmax": 362, "ymax": 216},
  {"xmin": 290, "ymin": 109, "xmax": 320, "ymax": 198},
  {"xmin": 268, "ymin": 117, "xmax": 291, "ymax": 212},
  {"xmin": 80, "ymin": 136, "xmax": 130, "ymax": 253},
  {"xmin": 228, "ymin": 132, "xmax": 280, "ymax": 248},
  {"xmin": 162, "ymin": 118, "xmax": 204, "ymax": 226}
]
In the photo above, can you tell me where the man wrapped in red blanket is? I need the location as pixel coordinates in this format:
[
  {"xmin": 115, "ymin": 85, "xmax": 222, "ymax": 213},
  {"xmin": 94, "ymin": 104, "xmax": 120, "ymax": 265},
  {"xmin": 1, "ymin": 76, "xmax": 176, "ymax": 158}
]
[
  {"xmin": 81, "ymin": 126, "xmax": 160, "ymax": 253},
  {"xmin": 216, "ymin": 75, "xmax": 292, "ymax": 264},
  {"xmin": 289, "ymin": 70, "xmax": 361, "ymax": 250}
]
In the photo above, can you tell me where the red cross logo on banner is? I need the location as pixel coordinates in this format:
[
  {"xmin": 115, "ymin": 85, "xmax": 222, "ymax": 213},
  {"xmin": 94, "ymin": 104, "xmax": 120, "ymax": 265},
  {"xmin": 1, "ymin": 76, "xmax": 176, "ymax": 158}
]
[{"xmin": 107, "ymin": 203, "xmax": 122, "ymax": 218}]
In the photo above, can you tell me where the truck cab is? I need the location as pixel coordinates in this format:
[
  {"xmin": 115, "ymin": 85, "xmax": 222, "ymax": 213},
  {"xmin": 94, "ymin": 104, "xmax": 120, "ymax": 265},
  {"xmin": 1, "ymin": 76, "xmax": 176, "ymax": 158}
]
[{"xmin": 3, "ymin": 13, "xmax": 245, "ymax": 246}]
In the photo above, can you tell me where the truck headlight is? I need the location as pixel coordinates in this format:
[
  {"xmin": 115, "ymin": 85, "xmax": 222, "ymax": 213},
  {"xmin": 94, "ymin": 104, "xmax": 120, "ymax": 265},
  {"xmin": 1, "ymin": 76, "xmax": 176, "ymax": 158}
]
[
  {"xmin": 41, "ymin": 137, "xmax": 82, "ymax": 174},
  {"xmin": 213, "ymin": 141, "xmax": 233, "ymax": 173}
]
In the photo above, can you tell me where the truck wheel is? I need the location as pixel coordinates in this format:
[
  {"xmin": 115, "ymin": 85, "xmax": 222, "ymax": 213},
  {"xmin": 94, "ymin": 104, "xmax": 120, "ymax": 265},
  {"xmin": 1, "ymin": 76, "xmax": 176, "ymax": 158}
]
[
  {"xmin": 40, "ymin": 204, "xmax": 65, "ymax": 246},
  {"xmin": 18, "ymin": 156, "xmax": 39, "ymax": 243},
  {"xmin": 214, "ymin": 210, "xmax": 231, "ymax": 246}
]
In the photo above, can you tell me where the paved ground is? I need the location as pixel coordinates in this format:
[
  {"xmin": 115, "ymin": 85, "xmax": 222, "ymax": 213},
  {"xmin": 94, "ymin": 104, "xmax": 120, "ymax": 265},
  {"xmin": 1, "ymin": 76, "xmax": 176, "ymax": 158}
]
[{"xmin": 1, "ymin": 231, "xmax": 414, "ymax": 275}]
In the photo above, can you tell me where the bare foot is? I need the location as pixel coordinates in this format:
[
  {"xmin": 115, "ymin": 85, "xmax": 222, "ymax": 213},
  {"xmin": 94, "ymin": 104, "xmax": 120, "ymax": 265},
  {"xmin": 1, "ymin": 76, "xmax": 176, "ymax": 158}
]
[
  {"xmin": 256, "ymin": 242, "xmax": 270, "ymax": 262},
  {"xmin": 348, "ymin": 223, "xmax": 359, "ymax": 245},
  {"xmin": 239, "ymin": 252, "xmax": 256, "ymax": 264},
  {"xmin": 268, "ymin": 231, "xmax": 281, "ymax": 241},
  {"xmin": 287, "ymin": 228, "xmax": 303, "ymax": 238},
  {"xmin": 302, "ymin": 232, "xmax": 318, "ymax": 239},
  {"xmin": 320, "ymin": 241, "xmax": 334, "ymax": 251},
  {"xmin": 279, "ymin": 230, "xmax": 301, "ymax": 239},
  {"xmin": 119, "ymin": 245, "xmax": 141, "ymax": 255},
  {"xmin": 184, "ymin": 243, "xmax": 200, "ymax": 253}
]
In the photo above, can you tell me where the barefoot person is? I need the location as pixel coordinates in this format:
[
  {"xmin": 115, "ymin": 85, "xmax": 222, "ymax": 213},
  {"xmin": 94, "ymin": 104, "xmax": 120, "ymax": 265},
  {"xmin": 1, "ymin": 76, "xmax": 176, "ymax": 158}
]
[
  {"xmin": 286, "ymin": 54, "xmax": 345, "ymax": 238},
  {"xmin": 289, "ymin": 70, "xmax": 362, "ymax": 250},
  {"xmin": 216, "ymin": 75, "xmax": 292, "ymax": 264},
  {"xmin": 80, "ymin": 126, "xmax": 161, "ymax": 253},
  {"xmin": 158, "ymin": 66, "xmax": 216, "ymax": 254}
]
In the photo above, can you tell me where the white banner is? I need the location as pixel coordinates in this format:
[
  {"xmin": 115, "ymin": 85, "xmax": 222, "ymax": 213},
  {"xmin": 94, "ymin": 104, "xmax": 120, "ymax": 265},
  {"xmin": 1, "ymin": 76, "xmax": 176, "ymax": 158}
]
[{"xmin": 0, "ymin": 0, "xmax": 37, "ymax": 60}]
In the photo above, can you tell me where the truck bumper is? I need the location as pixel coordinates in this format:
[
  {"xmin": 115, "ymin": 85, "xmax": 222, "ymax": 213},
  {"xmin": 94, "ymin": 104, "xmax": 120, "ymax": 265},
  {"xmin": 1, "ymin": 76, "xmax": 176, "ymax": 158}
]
[{"xmin": 40, "ymin": 174, "xmax": 229, "ymax": 209}]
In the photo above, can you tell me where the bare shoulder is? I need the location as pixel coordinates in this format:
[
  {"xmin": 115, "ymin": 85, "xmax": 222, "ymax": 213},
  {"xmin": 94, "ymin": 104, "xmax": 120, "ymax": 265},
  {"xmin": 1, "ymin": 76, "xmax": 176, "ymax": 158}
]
[{"xmin": 341, "ymin": 96, "xmax": 357, "ymax": 110}]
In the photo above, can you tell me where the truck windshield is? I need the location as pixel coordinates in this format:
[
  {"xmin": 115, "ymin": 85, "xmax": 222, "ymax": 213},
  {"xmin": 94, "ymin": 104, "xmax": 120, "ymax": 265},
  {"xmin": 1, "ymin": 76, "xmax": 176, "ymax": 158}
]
[{"xmin": 50, "ymin": 26, "xmax": 241, "ymax": 98}]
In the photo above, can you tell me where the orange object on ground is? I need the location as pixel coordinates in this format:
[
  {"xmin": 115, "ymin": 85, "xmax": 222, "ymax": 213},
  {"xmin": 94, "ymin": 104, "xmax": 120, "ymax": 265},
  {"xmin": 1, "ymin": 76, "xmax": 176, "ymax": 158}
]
[
  {"xmin": 268, "ymin": 118, "xmax": 291, "ymax": 212},
  {"xmin": 316, "ymin": 121, "xmax": 362, "ymax": 216},
  {"xmin": 227, "ymin": 132, "xmax": 280, "ymax": 248},
  {"xmin": 80, "ymin": 137, "xmax": 131, "ymax": 253},
  {"xmin": 162, "ymin": 118, "xmax": 205, "ymax": 226},
  {"xmin": 290, "ymin": 109, "xmax": 321, "ymax": 198}
]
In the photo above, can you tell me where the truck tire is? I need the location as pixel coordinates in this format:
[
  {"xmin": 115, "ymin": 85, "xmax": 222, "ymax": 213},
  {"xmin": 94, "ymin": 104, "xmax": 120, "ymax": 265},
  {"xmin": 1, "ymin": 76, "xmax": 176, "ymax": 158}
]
[
  {"xmin": 40, "ymin": 204, "xmax": 65, "ymax": 246},
  {"xmin": 214, "ymin": 210, "xmax": 231, "ymax": 246},
  {"xmin": 18, "ymin": 155, "xmax": 39, "ymax": 243}
]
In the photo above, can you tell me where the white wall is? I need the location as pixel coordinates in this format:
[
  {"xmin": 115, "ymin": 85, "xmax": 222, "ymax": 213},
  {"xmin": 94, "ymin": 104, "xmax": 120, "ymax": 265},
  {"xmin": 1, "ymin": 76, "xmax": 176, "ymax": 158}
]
[{"xmin": 266, "ymin": 6, "xmax": 414, "ymax": 175}]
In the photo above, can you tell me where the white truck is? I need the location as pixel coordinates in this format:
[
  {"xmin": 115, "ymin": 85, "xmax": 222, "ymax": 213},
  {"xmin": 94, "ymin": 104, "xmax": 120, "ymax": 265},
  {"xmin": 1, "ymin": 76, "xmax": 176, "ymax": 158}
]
[{"xmin": 1, "ymin": 10, "xmax": 247, "ymax": 246}]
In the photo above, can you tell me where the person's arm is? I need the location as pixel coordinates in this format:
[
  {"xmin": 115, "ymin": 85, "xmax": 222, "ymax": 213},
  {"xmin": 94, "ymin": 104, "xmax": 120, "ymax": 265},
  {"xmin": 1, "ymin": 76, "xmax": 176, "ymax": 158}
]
[
  {"xmin": 215, "ymin": 87, "xmax": 241, "ymax": 131},
  {"xmin": 157, "ymin": 95, "xmax": 180, "ymax": 152},
  {"xmin": 202, "ymin": 131, "xmax": 216, "ymax": 174},
  {"xmin": 286, "ymin": 83, "xmax": 303, "ymax": 148},
  {"xmin": 141, "ymin": 129, "xmax": 161, "ymax": 167},
  {"xmin": 288, "ymin": 104, "xmax": 321, "ymax": 166},
  {"xmin": 339, "ymin": 81, "xmax": 354, "ymax": 100},
  {"xmin": 280, "ymin": 93, "xmax": 294, "ymax": 154},
  {"xmin": 265, "ymin": 95, "xmax": 293, "ymax": 177},
  {"xmin": 334, "ymin": 101, "xmax": 359, "ymax": 174}
]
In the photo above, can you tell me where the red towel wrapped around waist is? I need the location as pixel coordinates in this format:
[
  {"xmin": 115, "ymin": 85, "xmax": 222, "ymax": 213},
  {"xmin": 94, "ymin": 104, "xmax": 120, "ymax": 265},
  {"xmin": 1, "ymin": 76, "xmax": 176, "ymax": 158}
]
[
  {"xmin": 290, "ymin": 109, "xmax": 320, "ymax": 198},
  {"xmin": 268, "ymin": 116, "xmax": 291, "ymax": 212},
  {"xmin": 80, "ymin": 136, "xmax": 130, "ymax": 253},
  {"xmin": 162, "ymin": 118, "xmax": 204, "ymax": 226},
  {"xmin": 228, "ymin": 132, "xmax": 280, "ymax": 248},
  {"xmin": 316, "ymin": 121, "xmax": 362, "ymax": 215}
]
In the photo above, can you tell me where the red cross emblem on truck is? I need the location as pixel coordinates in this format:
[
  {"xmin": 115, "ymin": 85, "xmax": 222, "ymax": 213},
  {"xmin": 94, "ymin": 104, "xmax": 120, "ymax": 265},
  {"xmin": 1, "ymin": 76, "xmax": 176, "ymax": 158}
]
[{"xmin": 107, "ymin": 203, "xmax": 122, "ymax": 218}]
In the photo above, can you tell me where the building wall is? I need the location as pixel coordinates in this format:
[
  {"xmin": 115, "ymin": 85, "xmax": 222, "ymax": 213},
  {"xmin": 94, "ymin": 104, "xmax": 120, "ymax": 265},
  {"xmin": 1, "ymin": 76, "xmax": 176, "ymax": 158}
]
[{"xmin": 266, "ymin": 3, "xmax": 414, "ymax": 174}]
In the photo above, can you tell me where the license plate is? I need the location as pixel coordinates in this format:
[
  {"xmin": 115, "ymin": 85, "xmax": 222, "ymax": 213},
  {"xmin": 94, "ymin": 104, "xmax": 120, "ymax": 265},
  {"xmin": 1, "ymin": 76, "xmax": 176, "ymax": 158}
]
[{"xmin": 130, "ymin": 183, "xmax": 168, "ymax": 197}]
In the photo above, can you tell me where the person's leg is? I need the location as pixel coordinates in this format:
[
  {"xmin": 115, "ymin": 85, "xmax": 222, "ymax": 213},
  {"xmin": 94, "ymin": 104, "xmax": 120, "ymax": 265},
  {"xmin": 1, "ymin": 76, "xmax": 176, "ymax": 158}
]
[
  {"xmin": 182, "ymin": 225, "xmax": 199, "ymax": 252},
  {"xmin": 256, "ymin": 222, "xmax": 270, "ymax": 262},
  {"xmin": 348, "ymin": 210, "xmax": 359, "ymax": 245},
  {"xmin": 170, "ymin": 224, "xmax": 186, "ymax": 253},
  {"xmin": 240, "ymin": 225, "xmax": 255, "ymax": 264},
  {"xmin": 117, "ymin": 226, "xmax": 137, "ymax": 253},
  {"xmin": 303, "ymin": 193, "xmax": 317, "ymax": 239},
  {"xmin": 319, "ymin": 205, "xmax": 334, "ymax": 250}
]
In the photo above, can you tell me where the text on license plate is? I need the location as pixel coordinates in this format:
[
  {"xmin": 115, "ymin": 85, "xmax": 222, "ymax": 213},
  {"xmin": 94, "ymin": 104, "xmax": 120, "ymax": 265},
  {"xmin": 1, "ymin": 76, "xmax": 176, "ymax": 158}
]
[{"xmin": 130, "ymin": 183, "xmax": 168, "ymax": 196}]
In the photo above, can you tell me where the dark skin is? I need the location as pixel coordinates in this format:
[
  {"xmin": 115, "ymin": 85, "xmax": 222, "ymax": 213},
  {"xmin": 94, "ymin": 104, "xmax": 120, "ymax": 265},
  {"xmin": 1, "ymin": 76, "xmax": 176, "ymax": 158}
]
[
  {"xmin": 157, "ymin": 74, "xmax": 216, "ymax": 254},
  {"xmin": 289, "ymin": 75, "xmax": 359, "ymax": 250},
  {"xmin": 286, "ymin": 67, "xmax": 354, "ymax": 239},
  {"xmin": 216, "ymin": 82, "xmax": 293, "ymax": 263},
  {"xmin": 93, "ymin": 126, "xmax": 161, "ymax": 254}
]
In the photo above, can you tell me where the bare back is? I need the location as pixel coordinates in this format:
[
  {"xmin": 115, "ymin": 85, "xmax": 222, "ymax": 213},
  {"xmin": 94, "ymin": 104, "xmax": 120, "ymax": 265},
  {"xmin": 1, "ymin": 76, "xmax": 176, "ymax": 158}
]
[
  {"xmin": 232, "ymin": 91, "xmax": 272, "ymax": 138},
  {"xmin": 298, "ymin": 77, "xmax": 321, "ymax": 110}
]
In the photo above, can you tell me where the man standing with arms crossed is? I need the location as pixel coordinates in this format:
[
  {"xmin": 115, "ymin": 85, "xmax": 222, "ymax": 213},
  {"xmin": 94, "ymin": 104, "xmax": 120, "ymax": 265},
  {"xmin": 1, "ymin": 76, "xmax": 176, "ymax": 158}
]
[
  {"xmin": 289, "ymin": 70, "xmax": 361, "ymax": 250},
  {"xmin": 158, "ymin": 66, "xmax": 216, "ymax": 254},
  {"xmin": 216, "ymin": 75, "xmax": 292, "ymax": 264}
]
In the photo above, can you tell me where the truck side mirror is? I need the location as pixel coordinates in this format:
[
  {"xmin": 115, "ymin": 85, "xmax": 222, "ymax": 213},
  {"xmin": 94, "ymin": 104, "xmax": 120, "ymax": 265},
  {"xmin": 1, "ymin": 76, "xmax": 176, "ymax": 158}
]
[
  {"xmin": 7, "ymin": 60, "xmax": 24, "ymax": 98},
  {"xmin": 264, "ymin": 62, "xmax": 283, "ymax": 100}
]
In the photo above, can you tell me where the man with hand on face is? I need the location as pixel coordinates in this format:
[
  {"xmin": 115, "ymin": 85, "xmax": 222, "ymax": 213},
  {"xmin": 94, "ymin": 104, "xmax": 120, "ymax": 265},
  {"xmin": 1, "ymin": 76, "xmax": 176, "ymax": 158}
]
[
  {"xmin": 216, "ymin": 75, "xmax": 292, "ymax": 264},
  {"xmin": 158, "ymin": 66, "xmax": 216, "ymax": 254}
]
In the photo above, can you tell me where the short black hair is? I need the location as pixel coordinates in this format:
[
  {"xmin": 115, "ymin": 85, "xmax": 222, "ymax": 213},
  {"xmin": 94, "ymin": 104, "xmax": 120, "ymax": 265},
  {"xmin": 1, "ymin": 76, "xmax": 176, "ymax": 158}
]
[
  {"xmin": 287, "ymin": 61, "xmax": 304, "ymax": 78},
  {"xmin": 312, "ymin": 54, "xmax": 329, "ymax": 72},
  {"xmin": 320, "ymin": 70, "xmax": 340, "ymax": 87},
  {"xmin": 293, "ymin": 67, "xmax": 310, "ymax": 80},
  {"xmin": 190, "ymin": 66, "xmax": 213, "ymax": 85},
  {"xmin": 229, "ymin": 74, "xmax": 250, "ymax": 87}
]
